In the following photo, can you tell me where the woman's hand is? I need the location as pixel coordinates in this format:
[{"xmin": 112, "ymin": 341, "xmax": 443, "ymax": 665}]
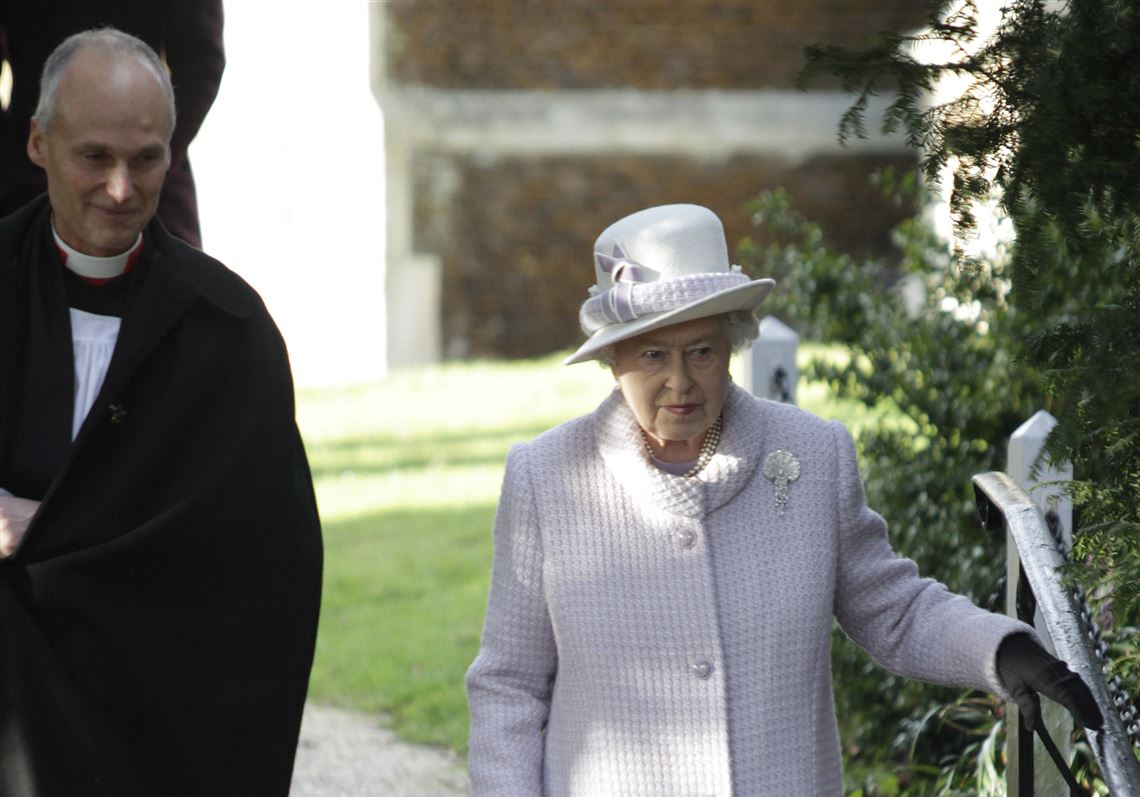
[
  {"xmin": 997, "ymin": 632, "xmax": 1104, "ymax": 731},
  {"xmin": 0, "ymin": 495, "xmax": 41, "ymax": 558}
]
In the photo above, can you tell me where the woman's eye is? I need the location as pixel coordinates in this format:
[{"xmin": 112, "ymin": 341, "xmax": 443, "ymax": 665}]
[
  {"xmin": 642, "ymin": 350, "xmax": 665, "ymax": 362},
  {"xmin": 688, "ymin": 346, "xmax": 714, "ymax": 359}
]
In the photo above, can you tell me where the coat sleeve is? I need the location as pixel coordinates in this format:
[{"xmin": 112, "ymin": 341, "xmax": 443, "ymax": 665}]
[
  {"xmin": 829, "ymin": 421, "xmax": 1031, "ymax": 698},
  {"xmin": 466, "ymin": 442, "xmax": 557, "ymax": 796}
]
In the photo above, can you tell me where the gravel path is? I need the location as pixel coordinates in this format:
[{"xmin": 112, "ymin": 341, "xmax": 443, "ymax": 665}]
[{"xmin": 290, "ymin": 703, "xmax": 469, "ymax": 797}]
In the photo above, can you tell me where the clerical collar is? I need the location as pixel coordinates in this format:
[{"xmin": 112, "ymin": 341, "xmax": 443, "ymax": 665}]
[{"xmin": 53, "ymin": 226, "xmax": 143, "ymax": 280}]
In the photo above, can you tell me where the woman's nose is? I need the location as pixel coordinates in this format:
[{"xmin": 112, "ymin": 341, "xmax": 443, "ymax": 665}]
[{"xmin": 665, "ymin": 357, "xmax": 694, "ymax": 392}]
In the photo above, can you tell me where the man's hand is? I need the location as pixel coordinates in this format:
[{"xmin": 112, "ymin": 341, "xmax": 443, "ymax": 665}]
[
  {"xmin": 0, "ymin": 495, "xmax": 40, "ymax": 558},
  {"xmin": 997, "ymin": 632, "xmax": 1104, "ymax": 731}
]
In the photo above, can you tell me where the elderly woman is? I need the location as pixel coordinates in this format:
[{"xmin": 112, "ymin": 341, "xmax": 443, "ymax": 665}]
[{"xmin": 466, "ymin": 204, "xmax": 1100, "ymax": 795}]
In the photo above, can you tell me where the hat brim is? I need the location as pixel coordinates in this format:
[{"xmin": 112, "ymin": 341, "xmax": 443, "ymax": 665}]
[{"xmin": 563, "ymin": 278, "xmax": 776, "ymax": 365}]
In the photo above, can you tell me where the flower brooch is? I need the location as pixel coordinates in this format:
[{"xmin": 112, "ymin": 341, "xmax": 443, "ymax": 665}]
[{"xmin": 762, "ymin": 450, "xmax": 801, "ymax": 512}]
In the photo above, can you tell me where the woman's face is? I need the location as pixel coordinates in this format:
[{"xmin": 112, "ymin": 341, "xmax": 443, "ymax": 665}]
[{"xmin": 611, "ymin": 316, "xmax": 731, "ymax": 458}]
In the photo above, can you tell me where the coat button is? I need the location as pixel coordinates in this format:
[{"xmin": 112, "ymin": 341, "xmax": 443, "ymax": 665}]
[
  {"xmin": 690, "ymin": 659, "xmax": 713, "ymax": 679},
  {"xmin": 675, "ymin": 529, "xmax": 697, "ymax": 549}
]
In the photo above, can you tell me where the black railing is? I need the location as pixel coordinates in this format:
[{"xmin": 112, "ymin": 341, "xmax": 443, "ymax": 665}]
[{"xmin": 973, "ymin": 471, "xmax": 1140, "ymax": 796}]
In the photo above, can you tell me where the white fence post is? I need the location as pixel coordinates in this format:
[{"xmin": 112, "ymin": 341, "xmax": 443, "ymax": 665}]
[
  {"xmin": 1009, "ymin": 410, "xmax": 1073, "ymax": 549},
  {"xmin": 1006, "ymin": 409, "xmax": 1074, "ymax": 797},
  {"xmin": 741, "ymin": 316, "xmax": 798, "ymax": 403}
]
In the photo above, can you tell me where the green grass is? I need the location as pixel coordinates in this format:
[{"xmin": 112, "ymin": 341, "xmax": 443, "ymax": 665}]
[{"xmin": 297, "ymin": 346, "xmax": 899, "ymax": 753}]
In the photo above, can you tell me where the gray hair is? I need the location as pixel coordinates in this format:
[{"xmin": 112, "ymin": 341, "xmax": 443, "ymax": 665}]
[
  {"xmin": 594, "ymin": 310, "xmax": 760, "ymax": 367},
  {"xmin": 35, "ymin": 27, "xmax": 176, "ymax": 135}
]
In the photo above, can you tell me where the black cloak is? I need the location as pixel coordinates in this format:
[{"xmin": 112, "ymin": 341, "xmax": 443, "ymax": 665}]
[{"xmin": 0, "ymin": 197, "xmax": 323, "ymax": 796}]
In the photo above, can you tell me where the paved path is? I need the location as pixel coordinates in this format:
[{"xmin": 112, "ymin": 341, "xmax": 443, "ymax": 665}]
[{"xmin": 290, "ymin": 703, "xmax": 469, "ymax": 797}]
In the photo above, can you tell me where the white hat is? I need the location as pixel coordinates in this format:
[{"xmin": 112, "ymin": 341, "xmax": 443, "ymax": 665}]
[{"xmin": 564, "ymin": 204, "xmax": 775, "ymax": 365}]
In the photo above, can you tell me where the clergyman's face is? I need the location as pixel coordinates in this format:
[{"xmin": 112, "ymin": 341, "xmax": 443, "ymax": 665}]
[
  {"xmin": 27, "ymin": 48, "xmax": 172, "ymax": 256},
  {"xmin": 611, "ymin": 316, "xmax": 731, "ymax": 451}
]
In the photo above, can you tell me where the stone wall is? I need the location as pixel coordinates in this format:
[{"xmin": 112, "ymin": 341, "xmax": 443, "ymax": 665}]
[
  {"xmin": 385, "ymin": 1, "xmax": 927, "ymax": 90},
  {"xmin": 420, "ymin": 151, "xmax": 915, "ymax": 359},
  {"xmin": 375, "ymin": 1, "xmax": 930, "ymax": 363}
]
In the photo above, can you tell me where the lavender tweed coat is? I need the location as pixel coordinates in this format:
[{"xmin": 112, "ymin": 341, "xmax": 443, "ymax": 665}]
[{"xmin": 466, "ymin": 383, "xmax": 1030, "ymax": 796}]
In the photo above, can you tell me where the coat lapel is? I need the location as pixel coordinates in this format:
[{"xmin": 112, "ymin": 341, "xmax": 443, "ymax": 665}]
[{"xmin": 701, "ymin": 385, "xmax": 768, "ymax": 513}]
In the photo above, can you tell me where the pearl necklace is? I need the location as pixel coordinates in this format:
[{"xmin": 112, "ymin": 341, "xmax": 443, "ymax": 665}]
[{"xmin": 640, "ymin": 414, "xmax": 724, "ymax": 478}]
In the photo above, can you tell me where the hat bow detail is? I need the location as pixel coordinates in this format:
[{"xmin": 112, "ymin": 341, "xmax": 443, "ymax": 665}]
[{"xmin": 594, "ymin": 244, "xmax": 659, "ymax": 324}]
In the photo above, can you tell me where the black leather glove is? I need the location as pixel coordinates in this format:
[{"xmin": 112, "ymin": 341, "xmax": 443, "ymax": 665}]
[{"xmin": 997, "ymin": 633, "xmax": 1104, "ymax": 731}]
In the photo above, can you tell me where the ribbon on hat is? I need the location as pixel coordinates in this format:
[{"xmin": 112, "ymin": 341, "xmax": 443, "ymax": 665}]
[{"xmin": 594, "ymin": 244, "xmax": 659, "ymax": 324}]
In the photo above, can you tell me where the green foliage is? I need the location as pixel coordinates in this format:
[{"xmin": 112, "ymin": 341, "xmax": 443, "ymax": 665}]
[{"xmin": 802, "ymin": 0, "xmax": 1140, "ymax": 628}]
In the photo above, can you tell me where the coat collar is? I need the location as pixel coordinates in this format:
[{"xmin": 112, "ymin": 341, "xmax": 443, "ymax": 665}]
[{"xmin": 594, "ymin": 382, "xmax": 767, "ymax": 518}]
